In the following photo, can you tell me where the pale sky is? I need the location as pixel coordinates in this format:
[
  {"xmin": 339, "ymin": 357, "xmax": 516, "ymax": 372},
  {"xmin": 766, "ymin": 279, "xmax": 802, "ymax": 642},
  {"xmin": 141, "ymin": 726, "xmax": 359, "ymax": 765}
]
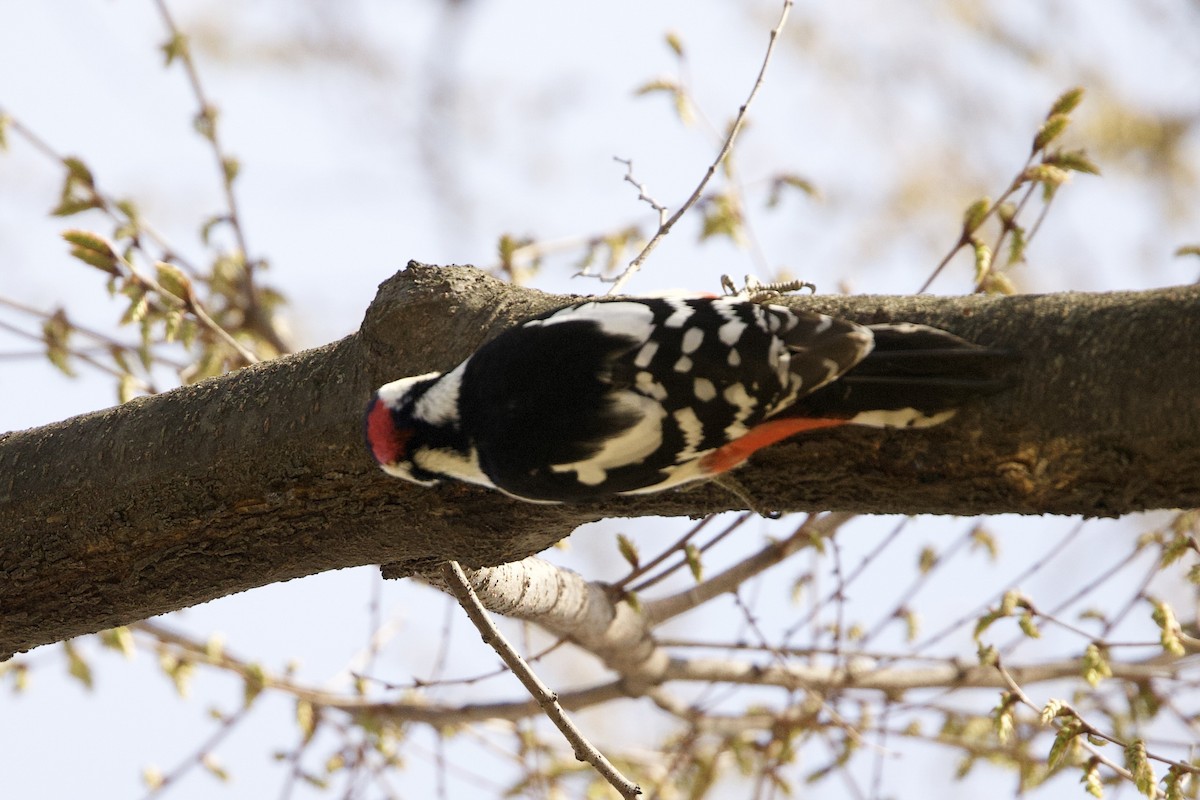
[{"xmin": 2, "ymin": 2, "xmax": 1198, "ymax": 798}]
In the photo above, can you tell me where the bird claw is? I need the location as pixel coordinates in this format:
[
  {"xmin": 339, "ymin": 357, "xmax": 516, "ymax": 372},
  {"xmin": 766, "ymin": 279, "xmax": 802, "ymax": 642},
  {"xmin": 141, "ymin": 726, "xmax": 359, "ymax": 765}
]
[
  {"xmin": 720, "ymin": 274, "xmax": 817, "ymax": 304},
  {"xmin": 710, "ymin": 474, "xmax": 784, "ymax": 519}
]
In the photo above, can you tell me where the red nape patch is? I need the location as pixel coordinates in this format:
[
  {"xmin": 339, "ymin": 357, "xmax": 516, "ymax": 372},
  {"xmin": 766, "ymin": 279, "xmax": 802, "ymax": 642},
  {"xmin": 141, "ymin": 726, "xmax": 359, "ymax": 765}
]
[
  {"xmin": 365, "ymin": 397, "xmax": 411, "ymax": 466},
  {"xmin": 700, "ymin": 417, "xmax": 849, "ymax": 475}
]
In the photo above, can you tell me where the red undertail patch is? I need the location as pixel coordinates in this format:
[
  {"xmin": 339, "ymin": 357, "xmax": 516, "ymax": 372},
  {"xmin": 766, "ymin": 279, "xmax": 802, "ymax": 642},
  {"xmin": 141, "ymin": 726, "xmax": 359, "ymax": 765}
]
[{"xmin": 700, "ymin": 417, "xmax": 849, "ymax": 475}]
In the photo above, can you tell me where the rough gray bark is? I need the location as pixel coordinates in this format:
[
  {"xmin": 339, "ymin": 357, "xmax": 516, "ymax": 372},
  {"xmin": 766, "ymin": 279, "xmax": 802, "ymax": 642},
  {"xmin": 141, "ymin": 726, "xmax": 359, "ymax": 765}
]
[{"xmin": 1, "ymin": 262, "xmax": 1198, "ymax": 658}]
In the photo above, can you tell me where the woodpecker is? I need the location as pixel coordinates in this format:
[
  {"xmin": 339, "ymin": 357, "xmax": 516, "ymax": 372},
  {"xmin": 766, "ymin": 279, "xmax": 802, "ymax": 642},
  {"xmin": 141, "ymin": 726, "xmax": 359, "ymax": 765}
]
[{"xmin": 365, "ymin": 296, "xmax": 1008, "ymax": 503}]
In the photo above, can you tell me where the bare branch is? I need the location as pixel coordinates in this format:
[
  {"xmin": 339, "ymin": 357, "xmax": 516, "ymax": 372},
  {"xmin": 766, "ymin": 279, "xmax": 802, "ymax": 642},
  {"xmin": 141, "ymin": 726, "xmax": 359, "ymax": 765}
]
[
  {"xmin": 608, "ymin": 0, "xmax": 794, "ymax": 294},
  {"xmin": 440, "ymin": 560, "xmax": 643, "ymax": 799},
  {"xmin": 153, "ymin": 1, "xmax": 254, "ymax": 290},
  {"xmin": 613, "ymin": 157, "xmax": 668, "ymax": 225},
  {"xmin": 994, "ymin": 656, "xmax": 1200, "ymax": 783},
  {"xmin": 427, "ymin": 557, "xmax": 666, "ymax": 686},
  {"xmin": 644, "ymin": 512, "xmax": 854, "ymax": 625}
]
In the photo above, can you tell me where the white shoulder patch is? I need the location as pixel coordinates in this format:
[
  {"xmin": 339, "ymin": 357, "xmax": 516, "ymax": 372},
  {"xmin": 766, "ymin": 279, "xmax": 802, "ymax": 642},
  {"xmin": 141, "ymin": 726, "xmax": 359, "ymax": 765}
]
[
  {"xmin": 531, "ymin": 301, "xmax": 656, "ymax": 344},
  {"xmin": 414, "ymin": 362, "xmax": 466, "ymax": 426},
  {"xmin": 377, "ymin": 371, "xmax": 442, "ymax": 409}
]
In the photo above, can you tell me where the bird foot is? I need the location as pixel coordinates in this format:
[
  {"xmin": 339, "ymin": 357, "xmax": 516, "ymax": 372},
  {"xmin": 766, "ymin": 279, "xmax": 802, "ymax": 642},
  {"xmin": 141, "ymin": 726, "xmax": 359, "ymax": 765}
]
[
  {"xmin": 710, "ymin": 474, "xmax": 783, "ymax": 519},
  {"xmin": 720, "ymin": 274, "xmax": 817, "ymax": 304}
]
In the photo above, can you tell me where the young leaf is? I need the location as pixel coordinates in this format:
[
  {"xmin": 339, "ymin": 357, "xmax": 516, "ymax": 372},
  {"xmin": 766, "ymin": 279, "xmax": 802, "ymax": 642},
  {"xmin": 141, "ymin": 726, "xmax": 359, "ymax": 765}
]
[
  {"xmin": 161, "ymin": 32, "xmax": 189, "ymax": 65},
  {"xmin": 1000, "ymin": 590, "xmax": 1020, "ymax": 615},
  {"xmin": 194, "ymin": 105, "xmax": 219, "ymax": 141},
  {"xmin": 969, "ymin": 526, "xmax": 999, "ymax": 560},
  {"xmin": 1040, "ymin": 698, "xmax": 1065, "ymax": 724},
  {"xmin": 1123, "ymin": 739, "xmax": 1155, "ymax": 797},
  {"xmin": 296, "ymin": 699, "xmax": 317, "ymax": 742},
  {"xmin": 222, "ymin": 156, "xmax": 240, "ymax": 185},
  {"xmin": 917, "ymin": 546, "xmax": 938, "ymax": 574},
  {"xmin": 243, "ymin": 663, "xmax": 266, "ymax": 707},
  {"xmin": 98, "ymin": 627, "xmax": 135, "ymax": 659},
  {"xmin": 118, "ymin": 373, "xmax": 139, "ymax": 404},
  {"xmin": 664, "ymin": 30, "xmax": 685, "ymax": 58},
  {"xmin": 155, "ymin": 261, "xmax": 192, "ymax": 302},
  {"xmin": 202, "ymin": 754, "xmax": 230, "ymax": 782},
  {"xmin": 201, "ymin": 214, "xmax": 228, "ymax": 247},
  {"xmin": 63, "ymin": 156, "xmax": 95, "ymax": 187},
  {"xmin": 142, "ymin": 766, "xmax": 165, "ymax": 790},
  {"xmin": 1079, "ymin": 759, "xmax": 1103, "ymax": 799},
  {"xmin": 972, "ymin": 240, "xmax": 993, "ymax": 285},
  {"xmin": 52, "ymin": 197, "xmax": 102, "ymax": 217},
  {"xmin": 1047, "ymin": 722, "xmax": 1079, "ymax": 770},
  {"xmin": 616, "ymin": 534, "xmax": 640, "ymax": 569},
  {"xmin": 204, "ymin": 633, "xmax": 226, "ymax": 662},
  {"xmin": 1151, "ymin": 599, "xmax": 1186, "ymax": 656},
  {"xmin": 962, "ymin": 197, "xmax": 991, "ymax": 234},
  {"xmin": 974, "ymin": 609, "xmax": 1003, "ymax": 641},
  {"xmin": 991, "ymin": 693, "xmax": 1015, "ymax": 744},
  {"xmin": 1046, "ymin": 148, "xmax": 1101, "ymax": 175},
  {"xmin": 1160, "ymin": 531, "xmax": 1192, "ymax": 567},
  {"xmin": 1163, "ymin": 766, "xmax": 1188, "ymax": 800},
  {"xmin": 623, "ymin": 591, "xmax": 642, "ymax": 615},
  {"xmin": 1023, "ymin": 164, "xmax": 1070, "ymax": 188},
  {"xmin": 63, "ymin": 641, "xmax": 94, "ymax": 690},
  {"xmin": 900, "ymin": 607, "xmax": 920, "ymax": 642},
  {"xmin": 1033, "ymin": 113, "xmax": 1070, "ymax": 153},
  {"xmin": 700, "ymin": 192, "xmax": 744, "ymax": 244},
  {"xmin": 1049, "ymin": 86, "xmax": 1085, "ymax": 117},
  {"xmin": 120, "ymin": 290, "xmax": 149, "ymax": 326},
  {"xmin": 635, "ymin": 78, "xmax": 681, "ymax": 97},
  {"xmin": 684, "ymin": 543, "xmax": 703, "ymax": 582},
  {"xmin": 63, "ymin": 229, "xmax": 120, "ymax": 275},
  {"xmin": 767, "ymin": 173, "xmax": 821, "ymax": 207},
  {"xmin": 42, "ymin": 308, "xmax": 74, "ymax": 377},
  {"xmin": 1082, "ymin": 642, "xmax": 1112, "ymax": 687},
  {"xmin": 1006, "ymin": 223, "xmax": 1028, "ymax": 266}
]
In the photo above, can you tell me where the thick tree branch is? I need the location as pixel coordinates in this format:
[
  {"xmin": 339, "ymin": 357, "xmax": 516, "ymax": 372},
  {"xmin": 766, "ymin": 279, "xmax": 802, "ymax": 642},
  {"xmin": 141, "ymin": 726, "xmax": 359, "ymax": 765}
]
[{"xmin": 2, "ymin": 263, "xmax": 1199, "ymax": 658}]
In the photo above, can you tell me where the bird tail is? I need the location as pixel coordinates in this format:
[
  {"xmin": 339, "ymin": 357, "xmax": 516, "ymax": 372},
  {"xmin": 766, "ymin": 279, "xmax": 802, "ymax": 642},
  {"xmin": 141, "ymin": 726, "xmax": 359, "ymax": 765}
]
[{"xmin": 787, "ymin": 323, "xmax": 1014, "ymax": 428}]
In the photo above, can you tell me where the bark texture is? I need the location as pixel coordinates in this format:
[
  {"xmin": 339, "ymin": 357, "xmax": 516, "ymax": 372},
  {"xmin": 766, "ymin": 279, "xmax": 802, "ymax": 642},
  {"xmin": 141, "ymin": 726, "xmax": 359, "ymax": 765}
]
[{"xmin": 1, "ymin": 262, "xmax": 1198, "ymax": 658}]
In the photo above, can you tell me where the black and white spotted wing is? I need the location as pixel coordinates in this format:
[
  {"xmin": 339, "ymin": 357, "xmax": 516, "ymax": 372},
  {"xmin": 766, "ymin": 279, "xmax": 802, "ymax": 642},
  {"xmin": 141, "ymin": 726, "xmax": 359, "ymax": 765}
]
[{"xmin": 456, "ymin": 297, "xmax": 873, "ymax": 501}]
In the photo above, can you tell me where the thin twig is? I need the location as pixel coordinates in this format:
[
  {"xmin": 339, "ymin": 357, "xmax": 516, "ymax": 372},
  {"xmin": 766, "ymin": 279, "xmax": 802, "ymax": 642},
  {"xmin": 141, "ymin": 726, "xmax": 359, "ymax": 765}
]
[
  {"xmin": 613, "ymin": 514, "xmax": 721, "ymax": 592},
  {"xmin": 626, "ymin": 512, "xmax": 755, "ymax": 595},
  {"xmin": 994, "ymin": 657, "xmax": 1200, "ymax": 781},
  {"xmin": 607, "ymin": 0, "xmax": 794, "ymax": 295},
  {"xmin": 613, "ymin": 157, "xmax": 668, "ymax": 224},
  {"xmin": 152, "ymin": 1, "xmax": 252, "ymax": 281},
  {"xmin": 139, "ymin": 704, "xmax": 252, "ymax": 800},
  {"xmin": 117, "ymin": 252, "xmax": 261, "ymax": 365},
  {"xmin": 0, "ymin": 109, "xmax": 203, "ymax": 275},
  {"xmin": 643, "ymin": 512, "xmax": 853, "ymax": 626},
  {"xmin": 0, "ymin": 295, "xmax": 185, "ymax": 369},
  {"xmin": 0, "ymin": 317, "xmax": 151, "ymax": 388},
  {"xmin": 915, "ymin": 153, "xmax": 1037, "ymax": 294},
  {"xmin": 152, "ymin": 0, "xmax": 289, "ymax": 355},
  {"xmin": 440, "ymin": 561, "xmax": 643, "ymax": 799}
]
